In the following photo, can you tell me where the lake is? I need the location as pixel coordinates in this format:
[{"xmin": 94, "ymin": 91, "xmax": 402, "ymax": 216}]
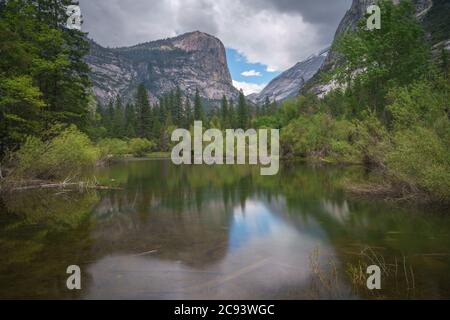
[{"xmin": 0, "ymin": 160, "xmax": 449, "ymax": 299}]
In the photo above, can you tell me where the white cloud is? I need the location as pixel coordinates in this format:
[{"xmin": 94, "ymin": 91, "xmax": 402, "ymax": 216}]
[
  {"xmin": 241, "ymin": 70, "xmax": 262, "ymax": 77},
  {"xmin": 266, "ymin": 67, "xmax": 277, "ymax": 73},
  {"xmin": 233, "ymin": 80, "xmax": 266, "ymax": 95},
  {"xmin": 79, "ymin": 0, "xmax": 347, "ymax": 71}
]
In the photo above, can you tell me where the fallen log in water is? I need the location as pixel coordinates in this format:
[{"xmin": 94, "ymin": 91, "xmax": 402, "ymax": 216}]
[
  {"xmin": 1, "ymin": 178, "xmax": 121, "ymax": 192},
  {"xmin": 13, "ymin": 183, "xmax": 121, "ymax": 191}
]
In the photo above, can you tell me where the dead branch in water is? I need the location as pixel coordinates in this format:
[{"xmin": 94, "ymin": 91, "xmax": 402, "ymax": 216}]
[{"xmin": 2, "ymin": 176, "xmax": 121, "ymax": 192}]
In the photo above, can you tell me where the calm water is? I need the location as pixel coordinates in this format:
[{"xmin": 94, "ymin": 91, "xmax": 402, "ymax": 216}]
[{"xmin": 0, "ymin": 160, "xmax": 449, "ymax": 300}]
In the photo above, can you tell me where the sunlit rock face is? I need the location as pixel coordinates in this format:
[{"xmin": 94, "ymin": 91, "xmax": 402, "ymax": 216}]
[
  {"xmin": 248, "ymin": 48, "xmax": 329, "ymax": 104},
  {"xmin": 86, "ymin": 31, "xmax": 239, "ymax": 105}
]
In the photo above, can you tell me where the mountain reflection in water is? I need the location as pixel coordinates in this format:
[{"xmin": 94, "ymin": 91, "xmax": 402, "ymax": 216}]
[{"xmin": 0, "ymin": 160, "xmax": 449, "ymax": 299}]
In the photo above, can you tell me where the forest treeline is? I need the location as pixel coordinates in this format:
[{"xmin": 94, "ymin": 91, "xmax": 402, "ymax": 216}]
[
  {"xmin": 95, "ymin": 85, "xmax": 275, "ymax": 151},
  {"xmin": 0, "ymin": 0, "xmax": 264, "ymax": 182},
  {"xmin": 1, "ymin": 0, "xmax": 449, "ymax": 201},
  {"xmin": 256, "ymin": 1, "xmax": 450, "ymax": 201}
]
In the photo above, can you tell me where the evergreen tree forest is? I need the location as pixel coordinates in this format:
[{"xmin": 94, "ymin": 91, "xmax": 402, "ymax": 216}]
[
  {"xmin": 96, "ymin": 87, "xmax": 254, "ymax": 151},
  {"xmin": 0, "ymin": 0, "xmax": 254, "ymax": 182},
  {"xmin": 0, "ymin": 0, "xmax": 91, "ymax": 158},
  {"xmin": 1, "ymin": 0, "xmax": 448, "ymax": 202}
]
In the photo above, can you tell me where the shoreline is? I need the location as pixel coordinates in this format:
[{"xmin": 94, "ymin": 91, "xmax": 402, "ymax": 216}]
[{"xmin": 1, "ymin": 156, "xmax": 448, "ymax": 207}]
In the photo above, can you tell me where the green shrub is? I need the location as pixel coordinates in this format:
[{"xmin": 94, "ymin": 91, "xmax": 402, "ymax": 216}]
[
  {"xmin": 387, "ymin": 80, "xmax": 446, "ymax": 130},
  {"xmin": 14, "ymin": 125, "xmax": 100, "ymax": 180},
  {"xmin": 128, "ymin": 138, "xmax": 155, "ymax": 157},
  {"xmin": 352, "ymin": 113, "xmax": 391, "ymax": 166},
  {"xmin": 97, "ymin": 138, "xmax": 129, "ymax": 158},
  {"xmin": 253, "ymin": 116, "xmax": 281, "ymax": 129},
  {"xmin": 328, "ymin": 119, "xmax": 359, "ymax": 162},
  {"xmin": 281, "ymin": 113, "xmax": 334, "ymax": 158},
  {"xmin": 386, "ymin": 126, "xmax": 450, "ymax": 199},
  {"xmin": 14, "ymin": 136, "xmax": 49, "ymax": 178}
]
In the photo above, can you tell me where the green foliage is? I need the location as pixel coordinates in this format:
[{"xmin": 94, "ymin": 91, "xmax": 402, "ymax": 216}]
[
  {"xmin": 281, "ymin": 114, "xmax": 335, "ymax": 158},
  {"xmin": 14, "ymin": 125, "xmax": 99, "ymax": 180},
  {"xmin": 194, "ymin": 89, "xmax": 205, "ymax": 122},
  {"xmin": 387, "ymin": 79, "xmax": 448, "ymax": 130},
  {"xmin": 351, "ymin": 113, "xmax": 391, "ymax": 166},
  {"xmin": 97, "ymin": 137, "xmax": 156, "ymax": 158},
  {"xmin": 253, "ymin": 115, "xmax": 281, "ymax": 129},
  {"xmin": 97, "ymin": 138, "xmax": 129, "ymax": 158},
  {"xmin": 128, "ymin": 138, "xmax": 156, "ymax": 157},
  {"xmin": 334, "ymin": 0, "xmax": 431, "ymax": 114},
  {"xmin": 237, "ymin": 90, "xmax": 250, "ymax": 129},
  {"xmin": 329, "ymin": 119, "xmax": 360, "ymax": 163},
  {"xmin": 0, "ymin": 0, "xmax": 91, "ymax": 158},
  {"xmin": 252, "ymin": 1, "xmax": 450, "ymax": 201},
  {"xmin": 220, "ymin": 95, "xmax": 229, "ymax": 128},
  {"xmin": 278, "ymin": 98, "xmax": 301, "ymax": 126},
  {"xmin": 387, "ymin": 126, "xmax": 450, "ymax": 199},
  {"xmin": 124, "ymin": 103, "xmax": 137, "ymax": 137},
  {"xmin": 135, "ymin": 84, "xmax": 152, "ymax": 138}
]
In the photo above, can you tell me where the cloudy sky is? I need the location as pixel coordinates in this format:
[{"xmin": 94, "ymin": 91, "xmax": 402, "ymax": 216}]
[{"xmin": 78, "ymin": 0, "xmax": 352, "ymax": 94}]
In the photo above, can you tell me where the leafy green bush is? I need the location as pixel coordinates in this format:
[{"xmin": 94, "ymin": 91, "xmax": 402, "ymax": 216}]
[
  {"xmin": 97, "ymin": 138, "xmax": 129, "ymax": 158},
  {"xmin": 14, "ymin": 125, "xmax": 100, "ymax": 180},
  {"xmin": 387, "ymin": 80, "xmax": 446, "ymax": 130},
  {"xmin": 128, "ymin": 138, "xmax": 155, "ymax": 157},
  {"xmin": 13, "ymin": 136, "xmax": 48, "ymax": 178},
  {"xmin": 387, "ymin": 126, "xmax": 450, "ymax": 199},
  {"xmin": 352, "ymin": 113, "xmax": 391, "ymax": 167},
  {"xmin": 281, "ymin": 113, "xmax": 334, "ymax": 158},
  {"xmin": 253, "ymin": 116, "xmax": 281, "ymax": 129}
]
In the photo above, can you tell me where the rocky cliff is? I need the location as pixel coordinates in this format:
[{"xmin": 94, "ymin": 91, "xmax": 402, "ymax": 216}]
[
  {"xmin": 321, "ymin": 0, "xmax": 434, "ymax": 72},
  {"xmin": 86, "ymin": 31, "xmax": 240, "ymax": 105},
  {"xmin": 307, "ymin": 0, "xmax": 448, "ymax": 97},
  {"xmin": 248, "ymin": 48, "xmax": 329, "ymax": 104}
]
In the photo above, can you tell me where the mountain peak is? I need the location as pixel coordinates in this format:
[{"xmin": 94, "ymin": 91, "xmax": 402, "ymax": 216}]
[
  {"xmin": 86, "ymin": 32, "xmax": 238, "ymax": 105},
  {"xmin": 248, "ymin": 47, "xmax": 328, "ymax": 104}
]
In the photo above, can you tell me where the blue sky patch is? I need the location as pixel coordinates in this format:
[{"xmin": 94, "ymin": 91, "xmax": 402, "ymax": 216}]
[{"xmin": 226, "ymin": 48, "xmax": 281, "ymax": 86}]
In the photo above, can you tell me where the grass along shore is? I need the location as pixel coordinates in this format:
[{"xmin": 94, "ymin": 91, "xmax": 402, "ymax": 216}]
[{"xmin": 0, "ymin": 122, "xmax": 448, "ymax": 206}]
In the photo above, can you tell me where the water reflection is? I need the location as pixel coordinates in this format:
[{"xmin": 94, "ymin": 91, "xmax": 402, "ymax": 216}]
[
  {"xmin": 0, "ymin": 160, "xmax": 449, "ymax": 299},
  {"xmin": 85, "ymin": 198, "xmax": 341, "ymax": 300}
]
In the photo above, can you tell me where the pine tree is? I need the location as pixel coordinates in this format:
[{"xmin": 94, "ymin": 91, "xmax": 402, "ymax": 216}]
[
  {"xmin": 159, "ymin": 98, "xmax": 167, "ymax": 127},
  {"xmin": 194, "ymin": 89, "xmax": 205, "ymax": 122},
  {"xmin": 237, "ymin": 90, "xmax": 249, "ymax": 129},
  {"xmin": 228, "ymin": 100, "xmax": 236, "ymax": 128},
  {"xmin": 220, "ymin": 95, "xmax": 229, "ymax": 128},
  {"xmin": 173, "ymin": 87, "xmax": 183, "ymax": 126},
  {"xmin": 135, "ymin": 84, "xmax": 152, "ymax": 138},
  {"xmin": 151, "ymin": 104, "xmax": 161, "ymax": 140},
  {"xmin": 124, "ymin": 103, "xmax": 136, "ymax": 138},
  {"xmin": 32, "ymin": 0, "xmax": 91, "ymax": 129},
  {"xmin": 112, "ymin": 97, "xmax": 125, "ymax": 138},
  {"xmin": 0, "ymin": 0, "xmax": 91, "ymax": 156},
  {"xmin": 184, "ymin": 98, "xmax": 193, "ymax": 129},
  {"xmin": 104, "ymin": 99, "xmax": 115, "ymax": 135}
]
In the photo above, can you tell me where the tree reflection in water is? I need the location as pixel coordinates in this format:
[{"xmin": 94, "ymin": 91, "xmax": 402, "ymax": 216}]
[{"xmin": 0, "ymin": 160, "xmax": 449, "ymax": 299}]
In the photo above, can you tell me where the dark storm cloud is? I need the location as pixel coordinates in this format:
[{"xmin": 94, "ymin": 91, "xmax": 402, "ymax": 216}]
[{"xmin": 252, "ymin": 0, "xmax": 352, "ymax": 25}]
